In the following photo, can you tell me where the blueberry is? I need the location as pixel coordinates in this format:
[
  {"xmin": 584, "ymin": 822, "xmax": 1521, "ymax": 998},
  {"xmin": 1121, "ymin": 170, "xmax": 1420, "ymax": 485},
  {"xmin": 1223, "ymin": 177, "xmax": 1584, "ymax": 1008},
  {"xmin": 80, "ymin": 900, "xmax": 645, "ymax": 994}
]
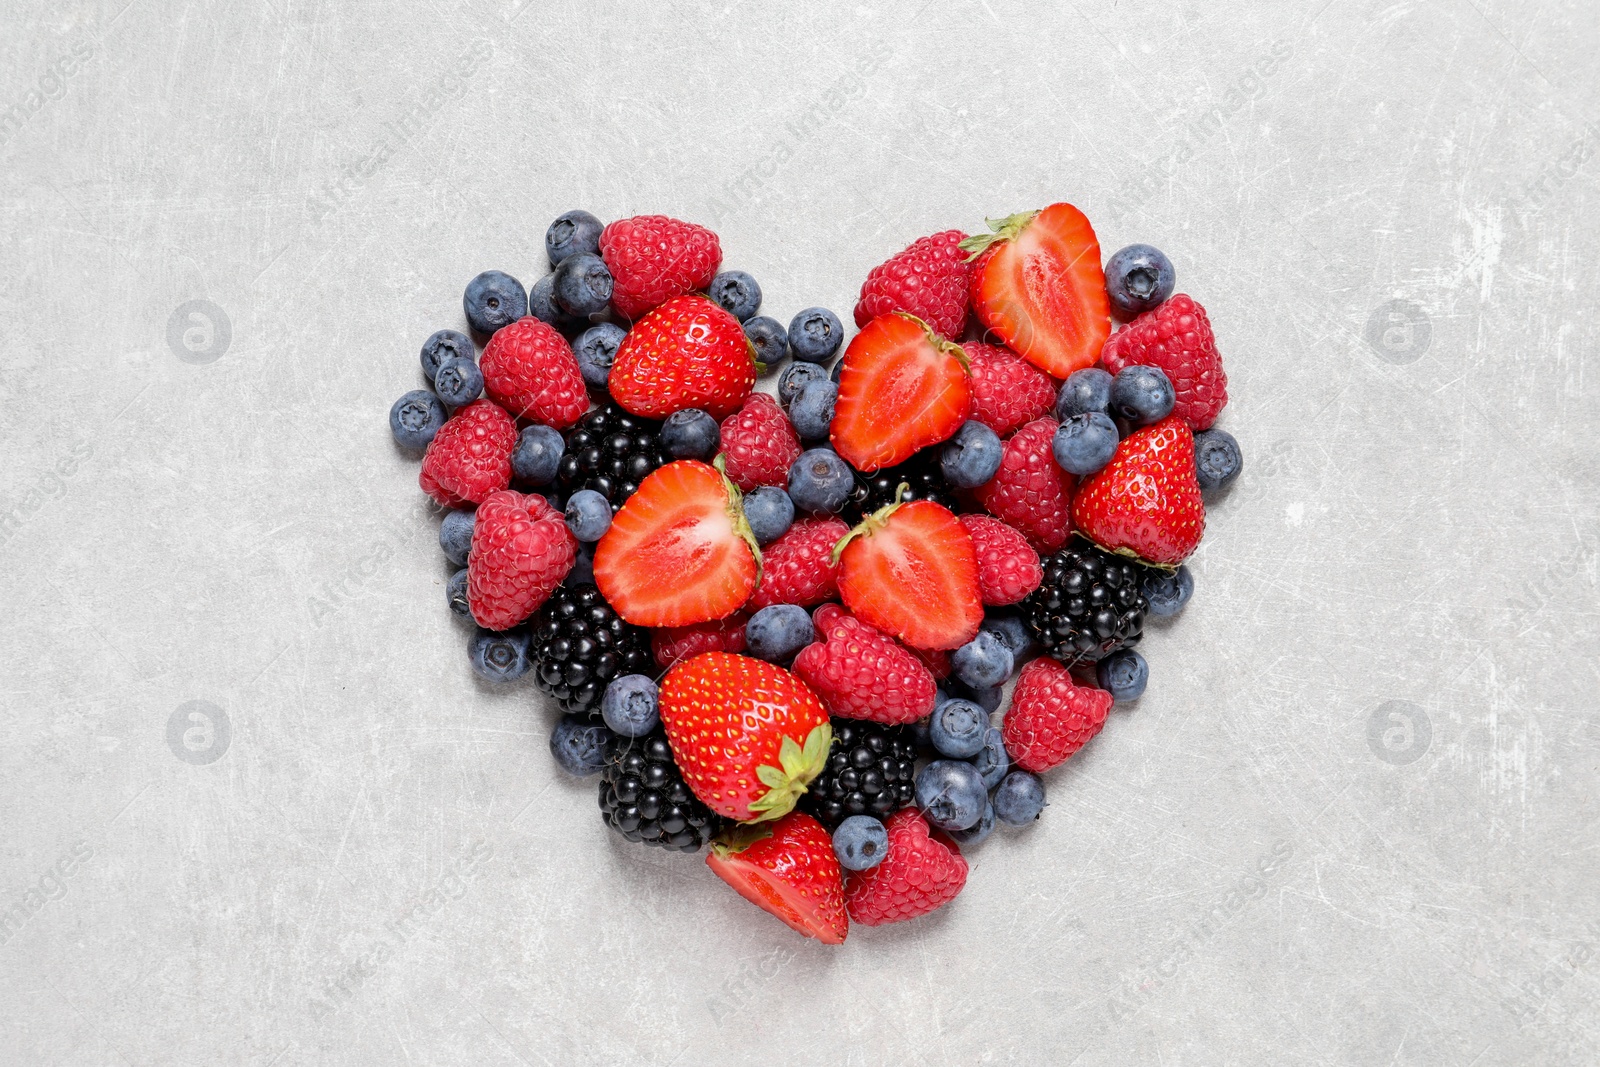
[
  {"xmin": 549, "ymin": 713, "xmax": 611, "ymax": 776},
  {"xmin": 564, "ymin": 489, "xmax": 612, "ymax": 542},
  {"xmin": 1193, "ymin": 428, "xmax": 1242, "ymax": 492},
  {"xmin": 947, "ymin": 799, "xmax": 995, "ymax": 846},
  {"xmin": 511, "ymin": 424, "xmax": 565, "ymax": 486},
  {"xmin": 1096, "ymin": 648, "xmax": 1148, "ymax": 701},
  {"xmin": 910, "ymin": 717, "xmax": 933, "ymax": 751},
  {"xmin": 463, "ymin": 270, "xmax": 527, "ymax": 335},
  {"xmin": 1110, "ymin": 365, "xmax": 1175, "ymax": 426},
  {"xmin": 527, "ymin": 274, "xmax": 568, "ymax": 327},
  {"xmin": 420, "ymin": 329, "xmax": 474, "ymax": 381},
  {"xmin": 970, "ymin": 727, "xmax": 1010, "ymax": 790},
  {"xmin": 545, "ymin": 209, "xmax": 604, "ymax": 267},
  {"xmin": 777, "ymin": 360, "xmax": 828, "ymax": 408},
  {"xmin": 601, "ymin": 674, "xmax": 660, "ymax": 737},
  {"xmin": 1104, "ymin": 244, "xmax": 1176, "ymax": 319},
  {"xmin": 914, "ymin": 759, "xmax": 988, "ymax": 832},
  {"xmin": 551, "ymin": 252, "xmax": 613, "ymax": 318},
  {"xmin": 469, "ymin": 628, "xmax": 531, "ymax": 683},
  {"xmin": 943, "ymin": 679, "xmax": 1003, "ymax": 713},
  {"xmin": 992, "ymin": 770, "xmax": 1046, "ymax": 826},
  {"xmin": 1052, "ymin": 412, "xmax": 1119, "ymax": 476},
  {"xmin": 434, "ymin": 357, "xmax": 484, "ymax": 407},
  {"xmin": 439, "ymin": 509, "xmax": 476, "ymax": 566},
  {"xmin": 951, "ymin": 631, "xmax": 1014, "ymax": 690},
  {"xmin": 743, "ymin": 486, "xmax": 795, "ymax": 545},
  {"xmin": 390, "ymin": 390, "xmax": 447, "ymax": 450},
  {"xmin": 980, "ymin": 612, "xmax": 1036, "ymax": 661},
  {"xmin": 832, "ymin": 815, "xmax": 890, "ymax": 871},
  {"xmin": 661, "ymin": 408, "xmax": 720, "ymax": 460},
  {"xmin": 789, "ymin": 381, "xmax": 837, "ymax": 442},
  {"xmin": 788, "ymin": 307, "xmax": 844, "ymax": 364},
  {"xmin": 1055, "ymin": 368, "xmax": 1113, "ymax": 420},
  {"xmin": 574, "ymin": 322, "xmax": 626, "ymax": 387},
  {"xmin": 787, "ymin": 448, "xmax": 853, "ymax": 514},
  {"xmin": 744, "ymin": 604, "xmax": 815, "ymax": 663},
  {"xmin": 1142, "ymin": 564, "xmax": 1194, "ymax": 617},
  {"xmin": 940, "ymin": 421, "xmax": 1004, "ymax": 489},
  {"xmin": 928, "ymin": 698, "xmax": 988, "ymax": 759},
  {"xmin": 709, "ymin": 271, "xmax": 762, "ymax": 321},
  {"xmin": 447, "ymin": 568, "xmax": 471, "ymax": 618},
  {"xmin": 830, "ymin": 358, "xmax": 843, "ymax": 384},
  {"xmin": 744, "ymin": 315, "xmax": 790, "ymax": 366}
]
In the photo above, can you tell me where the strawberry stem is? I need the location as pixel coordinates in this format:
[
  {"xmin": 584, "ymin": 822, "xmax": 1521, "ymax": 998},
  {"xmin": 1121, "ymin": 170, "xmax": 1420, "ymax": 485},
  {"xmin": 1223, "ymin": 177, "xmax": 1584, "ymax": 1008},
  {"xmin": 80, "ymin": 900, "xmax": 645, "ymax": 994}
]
[
  {"xmin": 713, "ymin": 455, "xmax": 764, "ymax": 581},
  {"xmin": 829, "ymin": 484, "xmax": 911, "ymax": 565},
  {"xmin": 957, "ymin": 210, "xmax": 1038, "ymax": 261}
]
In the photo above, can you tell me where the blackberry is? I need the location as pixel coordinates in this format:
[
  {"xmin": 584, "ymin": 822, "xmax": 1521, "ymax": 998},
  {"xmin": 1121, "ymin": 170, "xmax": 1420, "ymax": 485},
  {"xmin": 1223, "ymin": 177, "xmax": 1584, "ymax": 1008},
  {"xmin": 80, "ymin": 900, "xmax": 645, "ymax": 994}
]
[
  {"xmin": 841, "ymin": 449, "xmax": 956, "ymax": 523},
  {"xmin": 800, "ymin": 720, "xmax": 918, "ymax": 828},
  {"xmin": 555, "ymin": 402, "xmax": 672, "ymax": 507},
  {"xmin": 1022, "ymin": 539, "xmax": 1148, "ymax": 665},
  {"xmin": 598, "ymin": 730, "xmax": 723, "ymax": 852},
  {"xmin": 529, "ymin": 583, "xmax": 653, "ymax": 717}
]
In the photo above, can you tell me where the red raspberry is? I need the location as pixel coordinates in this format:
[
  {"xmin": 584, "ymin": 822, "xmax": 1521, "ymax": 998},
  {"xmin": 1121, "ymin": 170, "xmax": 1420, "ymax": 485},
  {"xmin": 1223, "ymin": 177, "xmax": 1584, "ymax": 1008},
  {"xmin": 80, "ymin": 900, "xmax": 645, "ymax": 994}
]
[
  {"xmin": 970, "ymin": 419, "xmax": 1075, "ymax": 553},
  {"xmin": 958, "ymin": 514, "xmax": 1042, "ymax": 606},
  {"xmin": 749, "ymin": 517, "xmax": 848, "ymax": 609},
  {"xmin": 963, "ymin": 341, "xmax": 1058, "ymax": 437},
  {"xmin": 467, "ymin": 491, "xmax": 577, "ymax": 630},
  {"xmin": 599, "ymin": 215, "xmax": 722, "ymax": 320},
  {"xmin": 479, "ymin": 317, "xmax": 590, "ymax": 430},
  {"xmin": 844, "ymin": 808, "xmax": 968, "ymax": 927},
  {"xmin": 1100, "ymin": 294, "xmax": 1228, "ymax": 431},
  {"xmin": 854, "ymin": 230, "xmax": 970, "ymax": 340},
  {"xmin": 651, "ymin": 612, "xmax": 749, "ymax": 670},
  {"xmin": 419, "ymin": 399, "xmax": 516, "ymax": 508},
  {"xmin": 912, "ymin": 645, "xmax": 951, "ymax": 680},
  {"xmin": 718, "ymin": 393, "xmax": 801, "ymax": 491},
  {"xmin": 1002, "ymin": 657, "xmax": 1112, "ymax": 773},
  {"xmin": 791, "ymin": 605, "xmax": 937, "ymax": 725}
]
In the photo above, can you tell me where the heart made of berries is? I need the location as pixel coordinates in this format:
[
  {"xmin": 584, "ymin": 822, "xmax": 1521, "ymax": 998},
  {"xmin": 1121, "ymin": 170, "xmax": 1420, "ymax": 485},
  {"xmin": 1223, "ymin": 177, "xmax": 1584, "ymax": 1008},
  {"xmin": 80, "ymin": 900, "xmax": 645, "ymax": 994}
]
[{"xmin": 391, "ymin": 205, "xmax": 1238, "ymax": 942}]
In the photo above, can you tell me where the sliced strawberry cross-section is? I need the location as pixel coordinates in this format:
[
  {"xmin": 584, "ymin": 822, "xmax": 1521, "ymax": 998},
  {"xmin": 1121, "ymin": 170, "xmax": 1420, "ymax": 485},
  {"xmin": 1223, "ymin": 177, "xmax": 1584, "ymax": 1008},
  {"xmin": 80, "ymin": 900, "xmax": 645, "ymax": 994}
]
[
  {"xmin": 831, "ymin": 312, "xmax": 971, "ymax": 473},
  {"xmin": 706, "ymin": 812, "xmax": 848, "ymax": 944},
  {"xmin": 834, "ymin": 498, "xmax": 983, "ymax": 651}
]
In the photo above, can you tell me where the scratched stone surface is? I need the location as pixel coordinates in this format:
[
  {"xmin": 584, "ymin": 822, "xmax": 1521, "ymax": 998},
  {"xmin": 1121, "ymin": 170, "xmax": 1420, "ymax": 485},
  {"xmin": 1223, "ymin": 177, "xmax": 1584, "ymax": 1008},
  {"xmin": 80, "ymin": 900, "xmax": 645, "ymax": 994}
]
[{"xmin": 1, "ymin": 0, "xmax": 1597, "ymax": 1064}]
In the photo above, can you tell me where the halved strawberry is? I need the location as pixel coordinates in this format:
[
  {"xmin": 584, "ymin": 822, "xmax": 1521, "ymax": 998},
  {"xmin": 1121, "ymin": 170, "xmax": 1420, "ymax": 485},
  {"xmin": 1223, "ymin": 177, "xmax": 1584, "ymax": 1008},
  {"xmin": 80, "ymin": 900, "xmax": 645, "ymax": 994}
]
[
  {"xmin": 830, "ymin": 313, "xmax": 970, "ymax": 472},
  {"xmin": 706, "ymin": 812, "xmax": 848, "ymax": 944},
  {"xmin": 833, "ymin": 498, "xmax": 983, "ymax": 651},
  {"xmin": 592, "ymin": 460, "xmax": 759, "ymax": 627},
  {"xmin": 961, "ymin": 203, "xmax": 1110, "ymax": 379}
]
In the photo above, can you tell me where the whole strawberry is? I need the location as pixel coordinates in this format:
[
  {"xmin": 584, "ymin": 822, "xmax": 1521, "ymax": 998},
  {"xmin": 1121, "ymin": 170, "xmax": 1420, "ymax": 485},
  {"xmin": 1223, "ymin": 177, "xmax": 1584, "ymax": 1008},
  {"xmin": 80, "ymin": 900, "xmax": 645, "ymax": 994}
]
[
  {"xmin": 1072, "ymin": 415, "xmax": 1205, "ymax": 566},
  {"xmin": 608, "ymin": 295, "xmax": 756, "ymax": 421},
  {"xmin": 963, "ymin": 341, "xmax": 1058, "ymax": 438},
  {"xmin": 719, "ymin": 392, "xmax": 802, "ymax": 491},
  {"xmin": 970, "ymin": 418, "xmax": 1076, "ymax": 553},
  {"xmin": 706, "ymin": 811, "xmax": 848, "ymax": 944},
  {"xmin": 854, "ymin": 229, "xmax": 970, "ymax": 340},
  {"xmin": 958, "ymin": 514, "xmax": 1042, "ymax": 606},
  {"xmin": 844, "ymin": 808, "xmax": 968, "ymax": 926},
  {"xmin": 1101, "ymin": 294, "xmax": 1227, "ymax": 431},
  {"xmin": 749, "ymin": 517, "xmax": 849, "ymax": 609},
  {"xmin": 1002, "ymin": 656, "xmax": 1112, "ymax": 772},
  {"xmin": 792, "ymin": 605, "xmax": 937, "ymax": 725},
  {"xmin": 599, "ymin": 214, "xmax": 722, "ymax": 320},
  {"xmin": 659, "ymin": 652, "xmax": 831, "ymax": 823},
  {"xmin": 419, "ymin": 399, "xmax": 517, "ymax": 508},
  {"xmin": 651, "ymin": 612, "xmax": 749, "ymax": 670},
  {"xmin": 479, "ymin": 317, "xmax": 589, "ymax": 430},
  {"xmin": 467, "ymin": 491, "xmax": 577, "ymax": 630}
]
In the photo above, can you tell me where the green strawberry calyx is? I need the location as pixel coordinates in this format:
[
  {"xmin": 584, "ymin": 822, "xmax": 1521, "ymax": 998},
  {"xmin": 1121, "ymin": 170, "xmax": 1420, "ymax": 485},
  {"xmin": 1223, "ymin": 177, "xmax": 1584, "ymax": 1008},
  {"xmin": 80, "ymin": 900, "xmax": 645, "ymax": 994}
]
[
  {"xmin": 891, "ymin": 311, "xmax": 970, "ymax": 364},
  {"xmin": 829, "ymin": 483, "xmax": 912, "ymax": 565},
  {"xmin": 745, "ymin": 721, "xmax": 833, "ymax": 824},
  {"xmin": 957, "ymin": 210, "xmax": 1039, "ymax": 261},
  {"xmin": 709, "ymin": 823, "xmax": 775, "ymax": 859},
  {"xmin": 713, "ymin": 454, "xmax": 764, "ymax": 582}
]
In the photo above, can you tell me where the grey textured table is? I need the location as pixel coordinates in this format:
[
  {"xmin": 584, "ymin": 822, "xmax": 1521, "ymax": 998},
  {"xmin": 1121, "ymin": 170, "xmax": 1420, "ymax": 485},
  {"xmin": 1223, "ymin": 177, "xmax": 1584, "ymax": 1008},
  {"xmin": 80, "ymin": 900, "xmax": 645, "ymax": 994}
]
[{"xmin": 2, "ymin": 1, "xmax": 1596, "ymax": 1064}]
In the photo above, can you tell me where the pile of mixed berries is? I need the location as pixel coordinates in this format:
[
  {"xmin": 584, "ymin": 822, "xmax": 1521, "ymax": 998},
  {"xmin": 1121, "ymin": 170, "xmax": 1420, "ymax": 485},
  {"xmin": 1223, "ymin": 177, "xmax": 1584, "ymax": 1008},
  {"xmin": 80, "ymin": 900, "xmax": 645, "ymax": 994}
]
[{"xmin": 389, "ymin": 204, "xmax": 1242, "ymax": 944}]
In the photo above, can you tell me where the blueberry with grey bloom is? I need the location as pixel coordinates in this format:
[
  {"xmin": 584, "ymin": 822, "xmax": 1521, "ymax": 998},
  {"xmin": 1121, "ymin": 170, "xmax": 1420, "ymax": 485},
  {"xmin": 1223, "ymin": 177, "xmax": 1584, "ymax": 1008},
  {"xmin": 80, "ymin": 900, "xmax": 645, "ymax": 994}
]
[
  {"xmin": 390, "ymin": 390, "xmax": 447, "ymax": 449},
  {"xmin": 469, "ymin": 628, "xmax": 531, "ymax": 683},
  {"xmin": 463, "ymin": 270, "xmax": 527, "ymax": 335},
  {"xmin": 1110, "ymin": 365, "xmax": 1174, "ymax": 426},
  {"xmin": 574, "ymin": 322, "xmax": 626, "ymax": 387},
  {"xmin": 661, "ymin": 408, "xmax": 720, "ymax": 460},
  {"xmin": 743, "ymin": 315, "xmax": 789, "ymax": 366},
  {"xmin": 970, "ymin": 727, "xmax": 1009, "ymax": 790},
  {"xmin": 527, "ymin": 274, "xmax": 564, "ymax": 326},
  {"xmin": 743, "ymin": 486, "xmax": 794, "ymax": 545},
  {"xmin": 549, "ymin": 713, "xmax": 611, "ymax": 776},
  {"xmin": 948, "ymin": 799, "xmax": 995, "ymax": 846},
  {"xmin": 551, "ymin": 252, "xmax": 614, "ymax": 317},
  {"xmin": 951, "ymin": 631, "xmax": 1013, "ymax": 690},
  {"xmin": 512, "ymin": 424, "xmax": 565, "ymax": 486},
  {"xmin": 928, "ymin": 698, "xmax": 988, "ymax": 759},
  {"xmin": 980, "ymin": 612, "xmax": 1036, "ymax": 660},
  {"xmin": 1055, "ymin": 367, "xmax": 1113, "ymax": 420},
  {"xmin": 744, "ymin": 604, "xmax": 815, "ymax": 664},
  {"xmin": 942, "ymin": 679, "xmax": 1002, "ymax": 713},
  {"xmin": 914, "ymin": 759, "xmax": 987, "ymax": 832},
  {"xmin": 832, "ymin": 814, "xmax": 890, "ymax": 871},
  {"xmin": 447, "ymin": 568, "xmax": 471, "ymax": 618},
  {"xmin": 1052, "ymin": 412, "xmax": 1119, "ymax": 476},
  {"xmin": 778, "ymin": 360, "xmax": 828, "ymax": 408},
  {"xmin": 601, "ymin": 674, "xmax": 660, "ymax": 738},
  {"xmin": 787, "ymin": 447, "xmax": 853, "ymax": 514},
  {"xmin": 420, "ymin": 329, "xmax": 474, "ymax": 380},
  {"xmin": 545, "ymin": 209, "xmax": 604, "ymax": 266},
  {"xmin": 565, "ymin": 489, "xmax": 612, "ymax": 542},
  {"xmin": 1141, "ymin": 564, "xmax": 1194, "ymax": 617},
  {"xmin": 1104, "ymin": 244, "xmax": 1176, "ymax": 319},
  {"xmin": 1193, "ymin": 428, "xmax": 1242, "ymax": 492},
  {"xmin": 992, "ymin": 770, "xmax": 1045, "ymax": 826},
  {"xmin": 788, "ymin": 307, "xmax": 844, "ymax": 364},
  {"xmin": 940, "ymin": 420, "xmax": 1004, "ymax": 488},
  {"xmin": 434, "ymin": 357, "xmax": 483, "ymax": 407},
  {"xmin": 1096, "ymin": 648, "xmax": 1148, "ymax": 701},
  {"xmin": 708, "ymin": 270, "xmax": 762, "ymax": 321},
  {"xmin": 439, "ymin": 509, "xmax": 476, "ymax": 566},
  {"xmin": 789, "ymin": 380, "xmax": 837, "ymax": 442},
  {"xmin": 830, "ymin": 359, "xmax": 843, "ymax": 383}
]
